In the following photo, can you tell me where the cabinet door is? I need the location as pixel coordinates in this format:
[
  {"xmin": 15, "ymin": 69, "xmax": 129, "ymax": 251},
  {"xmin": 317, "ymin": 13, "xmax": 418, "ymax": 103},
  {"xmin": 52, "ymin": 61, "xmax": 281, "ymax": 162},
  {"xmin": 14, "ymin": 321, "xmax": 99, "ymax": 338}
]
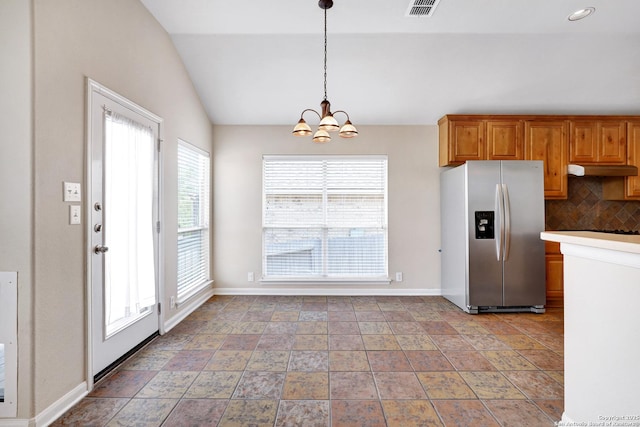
[
  {"xmin": 626, "ymin": 122, "xmax": 640, "ymax": 198},
  {"xmin": 569, "ymin": 121, "xmax": 597, "ymax": 163},
  {"xmin": 569, "ymin": 120, "xmax": 626, "ymax": 163},
  {"xmin": 524, "ymin": 121, "xmax": 568, "ymax": 199},
  {"xmin": 598, "ymin": 121, "xmax": 626, "ymax": 164},
  {"xmin": 545, "ymin": 253, "xmax": 564, "ymax": 308},
  {"xmin": 487, "ymin": 120, "xmax": 523, "ymax": 160},
  {"xmin": 449, "ymin": 120, "xmax": 485, "ymax": 163}
]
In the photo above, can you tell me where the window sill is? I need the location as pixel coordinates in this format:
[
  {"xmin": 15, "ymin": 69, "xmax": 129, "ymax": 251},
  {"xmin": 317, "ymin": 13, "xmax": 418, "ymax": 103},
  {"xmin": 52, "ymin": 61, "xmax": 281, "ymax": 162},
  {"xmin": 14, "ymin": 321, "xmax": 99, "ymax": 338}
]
[{"xmin": 259, "ymin": 277, "xmax": 392, "ymax": 286}]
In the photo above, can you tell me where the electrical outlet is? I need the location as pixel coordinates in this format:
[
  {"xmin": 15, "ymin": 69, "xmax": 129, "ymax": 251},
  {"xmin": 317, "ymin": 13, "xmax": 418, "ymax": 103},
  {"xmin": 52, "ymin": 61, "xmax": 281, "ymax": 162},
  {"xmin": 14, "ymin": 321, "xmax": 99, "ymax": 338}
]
[
  {"xmin": 63, "ymin": 182, "xmax": 81, "ymax": 202},
  {"xmin": 69, "ymin": 205, "xmax": 81, "ymax": 225},
  {"xmin": 395, "ymin": 272, "xmax": 403, "ymax": 282},
  {"xmin": 248, "ymin": 272, "xmax": 255, "ymax": 282}
]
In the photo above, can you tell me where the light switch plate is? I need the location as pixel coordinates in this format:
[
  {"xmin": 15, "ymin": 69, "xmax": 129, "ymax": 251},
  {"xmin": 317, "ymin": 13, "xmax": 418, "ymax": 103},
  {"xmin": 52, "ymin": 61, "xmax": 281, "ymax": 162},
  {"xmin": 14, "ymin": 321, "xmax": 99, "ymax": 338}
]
[
  {"xmin": 63, "ymin": 182, "xmax": 81, "ymax": 202},
  {"xmin": 69, "ymin": 205, "xmax": 81, "ymax": 225}
]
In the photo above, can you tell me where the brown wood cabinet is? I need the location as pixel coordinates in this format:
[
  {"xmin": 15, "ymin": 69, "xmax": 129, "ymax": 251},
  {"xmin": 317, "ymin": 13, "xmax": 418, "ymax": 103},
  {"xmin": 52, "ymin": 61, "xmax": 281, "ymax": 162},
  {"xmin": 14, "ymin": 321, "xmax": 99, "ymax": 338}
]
[
  {"xmin": 545, "ymin": 241, "xmax": 564, "ymax": 308},
  {"xmin": 524, "ymin": 120, "xmax": 568, "ymax": 199},
  {"xmin": 602, "ymin": 121, "xmax": 640, "ymax": 200},
  {"xmin": 486, "ymin": 120, "xmax": 523, "ymax": 160},
  {"xmin": 569, "ymin": 120, "xmax": 626, "ymax": 164},
  {"xmin": 626, "ymin": 122, "xmax": 640, "ymax": 198},
  {"xmin": 438, "ymin": 116, "xmax": 523, "ymax": 166}
]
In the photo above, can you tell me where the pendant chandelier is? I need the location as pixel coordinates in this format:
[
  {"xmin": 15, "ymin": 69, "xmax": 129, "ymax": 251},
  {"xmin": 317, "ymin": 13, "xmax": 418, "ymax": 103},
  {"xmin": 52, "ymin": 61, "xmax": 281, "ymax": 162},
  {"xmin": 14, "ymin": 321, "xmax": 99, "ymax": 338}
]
[{"xmin": 292, "ymin": 0, "xmax": 358, "ymax": 143}]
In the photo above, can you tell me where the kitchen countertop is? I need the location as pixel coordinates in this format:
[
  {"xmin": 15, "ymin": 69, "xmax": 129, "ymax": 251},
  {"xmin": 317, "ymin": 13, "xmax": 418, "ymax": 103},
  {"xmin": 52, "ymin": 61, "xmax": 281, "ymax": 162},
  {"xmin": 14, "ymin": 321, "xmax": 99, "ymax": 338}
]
[
  {"xmin": 540, "ymin": 231, "xmax": 640, "ymax": 254},
  {"xmin": 539, "ymin": 230, "xmax": 640, "ymax": 424}
]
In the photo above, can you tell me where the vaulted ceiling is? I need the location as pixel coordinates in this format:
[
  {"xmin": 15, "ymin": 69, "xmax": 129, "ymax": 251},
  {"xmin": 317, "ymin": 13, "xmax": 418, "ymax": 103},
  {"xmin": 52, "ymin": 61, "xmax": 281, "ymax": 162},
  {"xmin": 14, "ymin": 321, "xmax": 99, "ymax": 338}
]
[{"xmin": 141, "ymin": 0, "xmax": 640, "ymax": 126}]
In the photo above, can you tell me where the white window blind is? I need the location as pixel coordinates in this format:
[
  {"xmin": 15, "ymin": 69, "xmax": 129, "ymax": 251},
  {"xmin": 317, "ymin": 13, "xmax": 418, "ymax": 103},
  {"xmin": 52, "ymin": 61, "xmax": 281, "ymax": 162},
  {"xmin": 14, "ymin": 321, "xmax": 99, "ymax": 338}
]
[
  {"xmin": 177, "ymin": 140, "xmax": 211, "ymax": 301},
  {"xmin": 263, "ymin": 156, "xmax": 388, "ymax": 280}
]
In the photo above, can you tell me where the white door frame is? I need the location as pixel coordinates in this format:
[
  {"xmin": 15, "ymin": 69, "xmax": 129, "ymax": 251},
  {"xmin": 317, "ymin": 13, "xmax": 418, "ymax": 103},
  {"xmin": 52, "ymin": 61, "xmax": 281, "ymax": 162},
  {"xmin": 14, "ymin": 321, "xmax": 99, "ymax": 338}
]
[{"xmin": 85, "ymin": 78, "xmax": 165, "ymax": 389}]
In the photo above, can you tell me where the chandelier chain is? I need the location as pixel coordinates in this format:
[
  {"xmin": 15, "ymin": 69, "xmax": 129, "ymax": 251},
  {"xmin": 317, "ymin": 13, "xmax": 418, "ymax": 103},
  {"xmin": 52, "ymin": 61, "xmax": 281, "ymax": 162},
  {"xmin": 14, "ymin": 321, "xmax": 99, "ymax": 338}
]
[{"xmin": 323, "ymin": 7, "xmax": 328, "ymax": 101}]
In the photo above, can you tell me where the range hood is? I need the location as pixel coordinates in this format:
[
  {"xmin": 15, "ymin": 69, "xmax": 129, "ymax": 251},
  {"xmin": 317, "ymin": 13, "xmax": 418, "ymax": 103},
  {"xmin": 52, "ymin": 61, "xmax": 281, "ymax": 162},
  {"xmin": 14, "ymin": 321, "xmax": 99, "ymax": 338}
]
[{"xmin": 567, "ymin": 164, "xmax": 639, "ymax": 177}]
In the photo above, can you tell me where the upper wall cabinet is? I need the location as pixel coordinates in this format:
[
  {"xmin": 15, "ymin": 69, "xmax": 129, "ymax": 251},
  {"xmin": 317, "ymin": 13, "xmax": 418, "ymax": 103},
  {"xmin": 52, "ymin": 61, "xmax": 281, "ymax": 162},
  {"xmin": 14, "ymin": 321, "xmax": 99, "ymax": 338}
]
[
  {"xmin": 524, "ymin": 120, "xmax": 568, "ymax": 200},
  {"xmin": 438, "ymin": 116, "xmax": 523, "ymax": 166},
  {"xmin": 604, "ymin": 121, "xmax": 640, "ymax": 200},
  {"xmin": 569, "ymin": 120, "xmax": 626, "ymax": 164}
]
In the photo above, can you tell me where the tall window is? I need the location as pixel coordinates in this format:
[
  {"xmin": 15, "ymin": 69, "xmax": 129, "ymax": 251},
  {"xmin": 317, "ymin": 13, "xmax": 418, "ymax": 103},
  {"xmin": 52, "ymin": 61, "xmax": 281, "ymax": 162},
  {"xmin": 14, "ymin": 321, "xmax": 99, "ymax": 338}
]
[
  {"xmin": 263, "ymin": 155, "xmax": 388, "ymax": 280},
  {"xmin": 177, "ymin": 140, "xmax": 211, "ymax": 301}
]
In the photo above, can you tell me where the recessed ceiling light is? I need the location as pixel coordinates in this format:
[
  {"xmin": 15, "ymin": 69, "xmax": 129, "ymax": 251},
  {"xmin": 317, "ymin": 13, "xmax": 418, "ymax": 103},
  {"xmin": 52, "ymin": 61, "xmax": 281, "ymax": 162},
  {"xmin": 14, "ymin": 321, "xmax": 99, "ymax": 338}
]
[{"xmin": 568, "ymin": 7, "xmax": 595, "ymax": 21}]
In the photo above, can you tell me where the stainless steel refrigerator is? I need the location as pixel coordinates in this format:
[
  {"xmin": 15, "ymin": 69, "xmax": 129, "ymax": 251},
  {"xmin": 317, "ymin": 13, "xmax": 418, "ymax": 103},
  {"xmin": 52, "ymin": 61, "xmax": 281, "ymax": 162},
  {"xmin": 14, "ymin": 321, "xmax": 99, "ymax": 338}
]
[{"xmin": 440, "ymin": 160, "xmax": 546, "ymax": 314}]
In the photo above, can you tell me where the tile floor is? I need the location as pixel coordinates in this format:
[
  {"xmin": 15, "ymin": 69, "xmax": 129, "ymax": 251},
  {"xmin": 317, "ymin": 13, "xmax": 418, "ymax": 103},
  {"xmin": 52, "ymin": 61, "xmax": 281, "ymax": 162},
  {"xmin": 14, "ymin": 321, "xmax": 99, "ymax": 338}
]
[{"xmin": 52, "ymin": 295, "xmax": 564, "ymax": 426}]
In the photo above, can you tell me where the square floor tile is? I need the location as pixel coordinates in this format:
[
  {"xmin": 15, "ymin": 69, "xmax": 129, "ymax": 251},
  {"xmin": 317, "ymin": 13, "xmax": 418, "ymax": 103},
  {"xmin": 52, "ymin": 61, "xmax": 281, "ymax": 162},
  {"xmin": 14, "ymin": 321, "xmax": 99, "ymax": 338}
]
[
  {"xmin": 481, "ymin": 350, "xmax": 537, "ymax": 371},
  {"xmin": 255, "ymin": 334, "xmax": 295, "ymax": 350},
  {"xmin": 416, "ymin": 371, "xmax": 476, "ymax": 399},
  {"xmin": 362, "ymin": 334, "xmax": 401, "ymax": 350},
  {"xmin": 184, "ymin": 371, "xmax": 242, "ymax": 399},
  {"xmin": 374, "ymin": 372, "xmax": 427, "ymax": 399},
  {"xmin": 367, "ymin": 350, "xmax": 412, "ymax": 371},
  {"xmin": 246, "ymin": 351, "xmax": 290, "ymax": 372},
  {"xmin": 105, "ymin": 398, "xmax": 178, "ymax": 426},
  {"xmin": 503, "ymin": 371, "xmax": 564, "ymax": 400},
  {"xmin": 329, "ymin": 334, "xmax": 365, "ymax": 350},
  {"xmin": 276, "ymin": 400, "xmax": 330, "ymax": 427},
  {"xmin": 233, "ymin": 371, "xmax": 286, "ymax": 399},
  {"xmin": 288, "ymin": 350, "xmax": 328, "ymax": 371},
  {"xmin": 432, "ymin": 399, "xmax": 500, "ymax": 427},
  {"xmin": 358, "ymin": 321, "xmax": 392, "ymax": 334},
  {"xmin": 183, "ymin": 334, "xmax": 226, "ymax": 350},
  {"xmin": 162, "ymin": 350, "xmax": 214, "ymax": 371},
  {"xmin": 219, "ymin": 334, "xmax": 261, "ymax": 350},
  {"xmin": 395, "ymin": 334, "xmax": 437, "ymax": 350},
  {"xmin": 218, "ymin": 400, "xmax": 279, "ymax": 426},
  {"xmin": 517, "ymin": 349, "xmax": 564, "ymax": 370},
  {"xmin": 296, "ymin": 321, "xmax": 328, "ymax": 335},
  {"xmin": 420, "ymin": 321, "xmax": 459, "ymax": 335},
  {"xmin": 293, "ymin": 334, "xmax": 328, "ymax": 350},
  {"xmin": 330, "ymin": 372, "xmax": 378, "ymax": 399},
  {"xmin": 282, "ymin": 372, "xmax": 329, "ymax": 399},
  {"xmin": 204, "ymin": 350, "xmax": 252, "ymax": 371},
  {"xmin": 484, "ymin": 399, "xmax": 555, "ymax": 426},
  {"xmin": 162, "ymin": 399, "xmax": 227, "ymax": 427},
  {"xmin": 136, "ymin": 371, "xmax": 198, "ymax": 398},
  {"xmin": 405, "ymin": 350, "xmax": 455, "ymax": 371},
  {"xmin": 459, "ymin": 371, "xmax": 526, "ymax": 399},
  {"xmin": 331, "ymin": 400, "xmax": 386, "ymax": 427},
  {"xmin": 50, "ymin": 398, "xmax": 128, "ymax": 426},
  {"xmin": 329, "ymin": 351, "xmax": 370, "ymax": 371},
  {"xmin": 443, "ymin": 350, "xmax": 495, "ymax": 371},
  {"xmin": 89, "ymin": 370, "xmax": 156, "ymax": 398},
  {"xmin": 381, "ymin": 400, "xmax": 443, "ymax": 427},
  {"xmin": 328, "ymin": 321, "xmax": 361, "ymax": 335}
]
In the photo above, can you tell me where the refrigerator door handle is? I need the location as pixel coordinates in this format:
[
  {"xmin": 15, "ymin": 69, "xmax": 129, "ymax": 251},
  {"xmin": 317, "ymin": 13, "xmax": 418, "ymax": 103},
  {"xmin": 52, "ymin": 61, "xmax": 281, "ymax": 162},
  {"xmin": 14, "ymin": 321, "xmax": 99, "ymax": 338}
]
[
  {"xmin": 495, "ymin": 184, "xmax": 504, "ymax": 261},
  {"xmin": 502, "ymin": 184, "xmax": 511, "ymax": 261}
]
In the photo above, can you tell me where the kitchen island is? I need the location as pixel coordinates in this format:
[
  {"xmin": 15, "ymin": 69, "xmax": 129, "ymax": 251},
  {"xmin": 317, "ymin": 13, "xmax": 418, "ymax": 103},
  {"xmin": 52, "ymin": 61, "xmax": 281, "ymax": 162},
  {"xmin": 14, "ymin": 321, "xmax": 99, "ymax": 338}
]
[{"xmin": 540, "ymin": 231, "xmax": 640, "ymax": 425}]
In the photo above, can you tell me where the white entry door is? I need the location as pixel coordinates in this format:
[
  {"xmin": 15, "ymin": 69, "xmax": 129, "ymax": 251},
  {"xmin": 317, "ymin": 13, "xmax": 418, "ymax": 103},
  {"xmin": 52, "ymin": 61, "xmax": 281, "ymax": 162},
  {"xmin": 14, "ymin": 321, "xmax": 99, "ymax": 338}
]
[{"xmin": 88, "ymin": 81, "xmax": 161, "ymax": 378}]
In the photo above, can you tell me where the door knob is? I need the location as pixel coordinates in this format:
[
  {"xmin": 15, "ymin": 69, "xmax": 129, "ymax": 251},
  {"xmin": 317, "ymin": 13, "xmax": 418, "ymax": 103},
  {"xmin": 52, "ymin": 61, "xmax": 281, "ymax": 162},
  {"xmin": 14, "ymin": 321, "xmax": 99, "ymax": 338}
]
[{"xmin": 94, "ymin": 245, "xmax": 109, "ymax": 254}]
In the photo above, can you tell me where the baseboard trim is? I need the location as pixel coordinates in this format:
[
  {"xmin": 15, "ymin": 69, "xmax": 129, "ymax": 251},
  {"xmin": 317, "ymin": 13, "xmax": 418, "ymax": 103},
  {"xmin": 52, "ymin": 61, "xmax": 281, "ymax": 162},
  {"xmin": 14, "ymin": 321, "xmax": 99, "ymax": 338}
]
[
  {"xmin": 33, "ymin": 382, "xmax": 87, "ymax": 427},
  {"xmin": 0, "ymin": 419, "xmax": 29, "ymax": 427},
  {"xmin": 213, "ymin": 287, "xmax": 442, "ymax": 296},
  {"xmin": 163, "ymin": 287, "xmax": 215, "ymax": 333}
]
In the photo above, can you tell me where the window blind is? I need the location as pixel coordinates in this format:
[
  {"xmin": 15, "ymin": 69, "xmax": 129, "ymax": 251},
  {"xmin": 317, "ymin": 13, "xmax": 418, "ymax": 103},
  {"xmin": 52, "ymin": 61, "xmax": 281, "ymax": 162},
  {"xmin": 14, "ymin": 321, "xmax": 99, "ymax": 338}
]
[
  {"xmin": 177, "ymin": 141, "xmax": 210, "ymax": 301},
  {"xmin": 263, "ymin": 156, "xmax": 388, "ymax": 279}
]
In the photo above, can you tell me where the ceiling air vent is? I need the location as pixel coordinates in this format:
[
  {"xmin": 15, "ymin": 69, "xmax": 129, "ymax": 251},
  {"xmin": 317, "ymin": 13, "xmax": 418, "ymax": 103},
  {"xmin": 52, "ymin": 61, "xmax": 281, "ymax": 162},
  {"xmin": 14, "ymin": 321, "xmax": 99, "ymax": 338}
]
[{"xmin": 406, "ymin": 0, "xmax": 442, "ymax": 17}]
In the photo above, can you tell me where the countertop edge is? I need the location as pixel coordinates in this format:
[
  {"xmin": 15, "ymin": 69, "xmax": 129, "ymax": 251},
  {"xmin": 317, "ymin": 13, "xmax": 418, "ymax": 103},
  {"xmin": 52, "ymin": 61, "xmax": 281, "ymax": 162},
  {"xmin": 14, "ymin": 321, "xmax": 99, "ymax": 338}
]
[{"xmin": 540, "ymin": 231, "xmax": 640, "ymax": 255}]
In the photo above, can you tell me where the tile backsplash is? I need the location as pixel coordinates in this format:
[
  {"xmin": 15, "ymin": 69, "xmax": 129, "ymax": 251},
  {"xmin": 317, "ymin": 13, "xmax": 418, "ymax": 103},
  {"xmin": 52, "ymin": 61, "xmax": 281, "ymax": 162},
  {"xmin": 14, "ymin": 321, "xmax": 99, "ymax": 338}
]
[{"xmin": 545, "ymin": 177, "xmax": 640, "ymax": 232}]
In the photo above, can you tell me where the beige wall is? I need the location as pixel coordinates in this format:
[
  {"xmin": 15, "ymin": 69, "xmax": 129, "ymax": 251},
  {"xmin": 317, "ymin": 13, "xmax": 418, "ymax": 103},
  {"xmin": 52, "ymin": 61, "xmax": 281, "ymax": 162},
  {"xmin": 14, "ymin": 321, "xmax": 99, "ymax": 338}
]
[
  {"xmin": 212, "ymin": 125, "xmax": 442, "ymax": 294},
  {"xmin": 32, "ymin": 0, "xmax": 212, "ymax": 414},
  {"xmin": 0, "ymin": 0, "xmax": 34, "ymax": 418}
]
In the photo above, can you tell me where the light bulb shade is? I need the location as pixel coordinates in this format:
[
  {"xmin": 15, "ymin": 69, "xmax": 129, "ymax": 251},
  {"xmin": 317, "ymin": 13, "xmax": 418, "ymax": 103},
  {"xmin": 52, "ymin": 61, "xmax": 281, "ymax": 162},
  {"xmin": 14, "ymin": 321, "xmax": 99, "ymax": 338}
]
[
  {"xmin": 318, "ymin": 114, "xmax": 340, "ymax": 132},
  {"xmin": 312, "ymin": 129, "xmax": 331, "ymax": 143},
  {"xmin": 292, "ymin": 118, "xmax": 313, "ymax": 136},
  {"xmin": 339, "ymin": 120, "xmax": 358, "ymax": 138}
]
